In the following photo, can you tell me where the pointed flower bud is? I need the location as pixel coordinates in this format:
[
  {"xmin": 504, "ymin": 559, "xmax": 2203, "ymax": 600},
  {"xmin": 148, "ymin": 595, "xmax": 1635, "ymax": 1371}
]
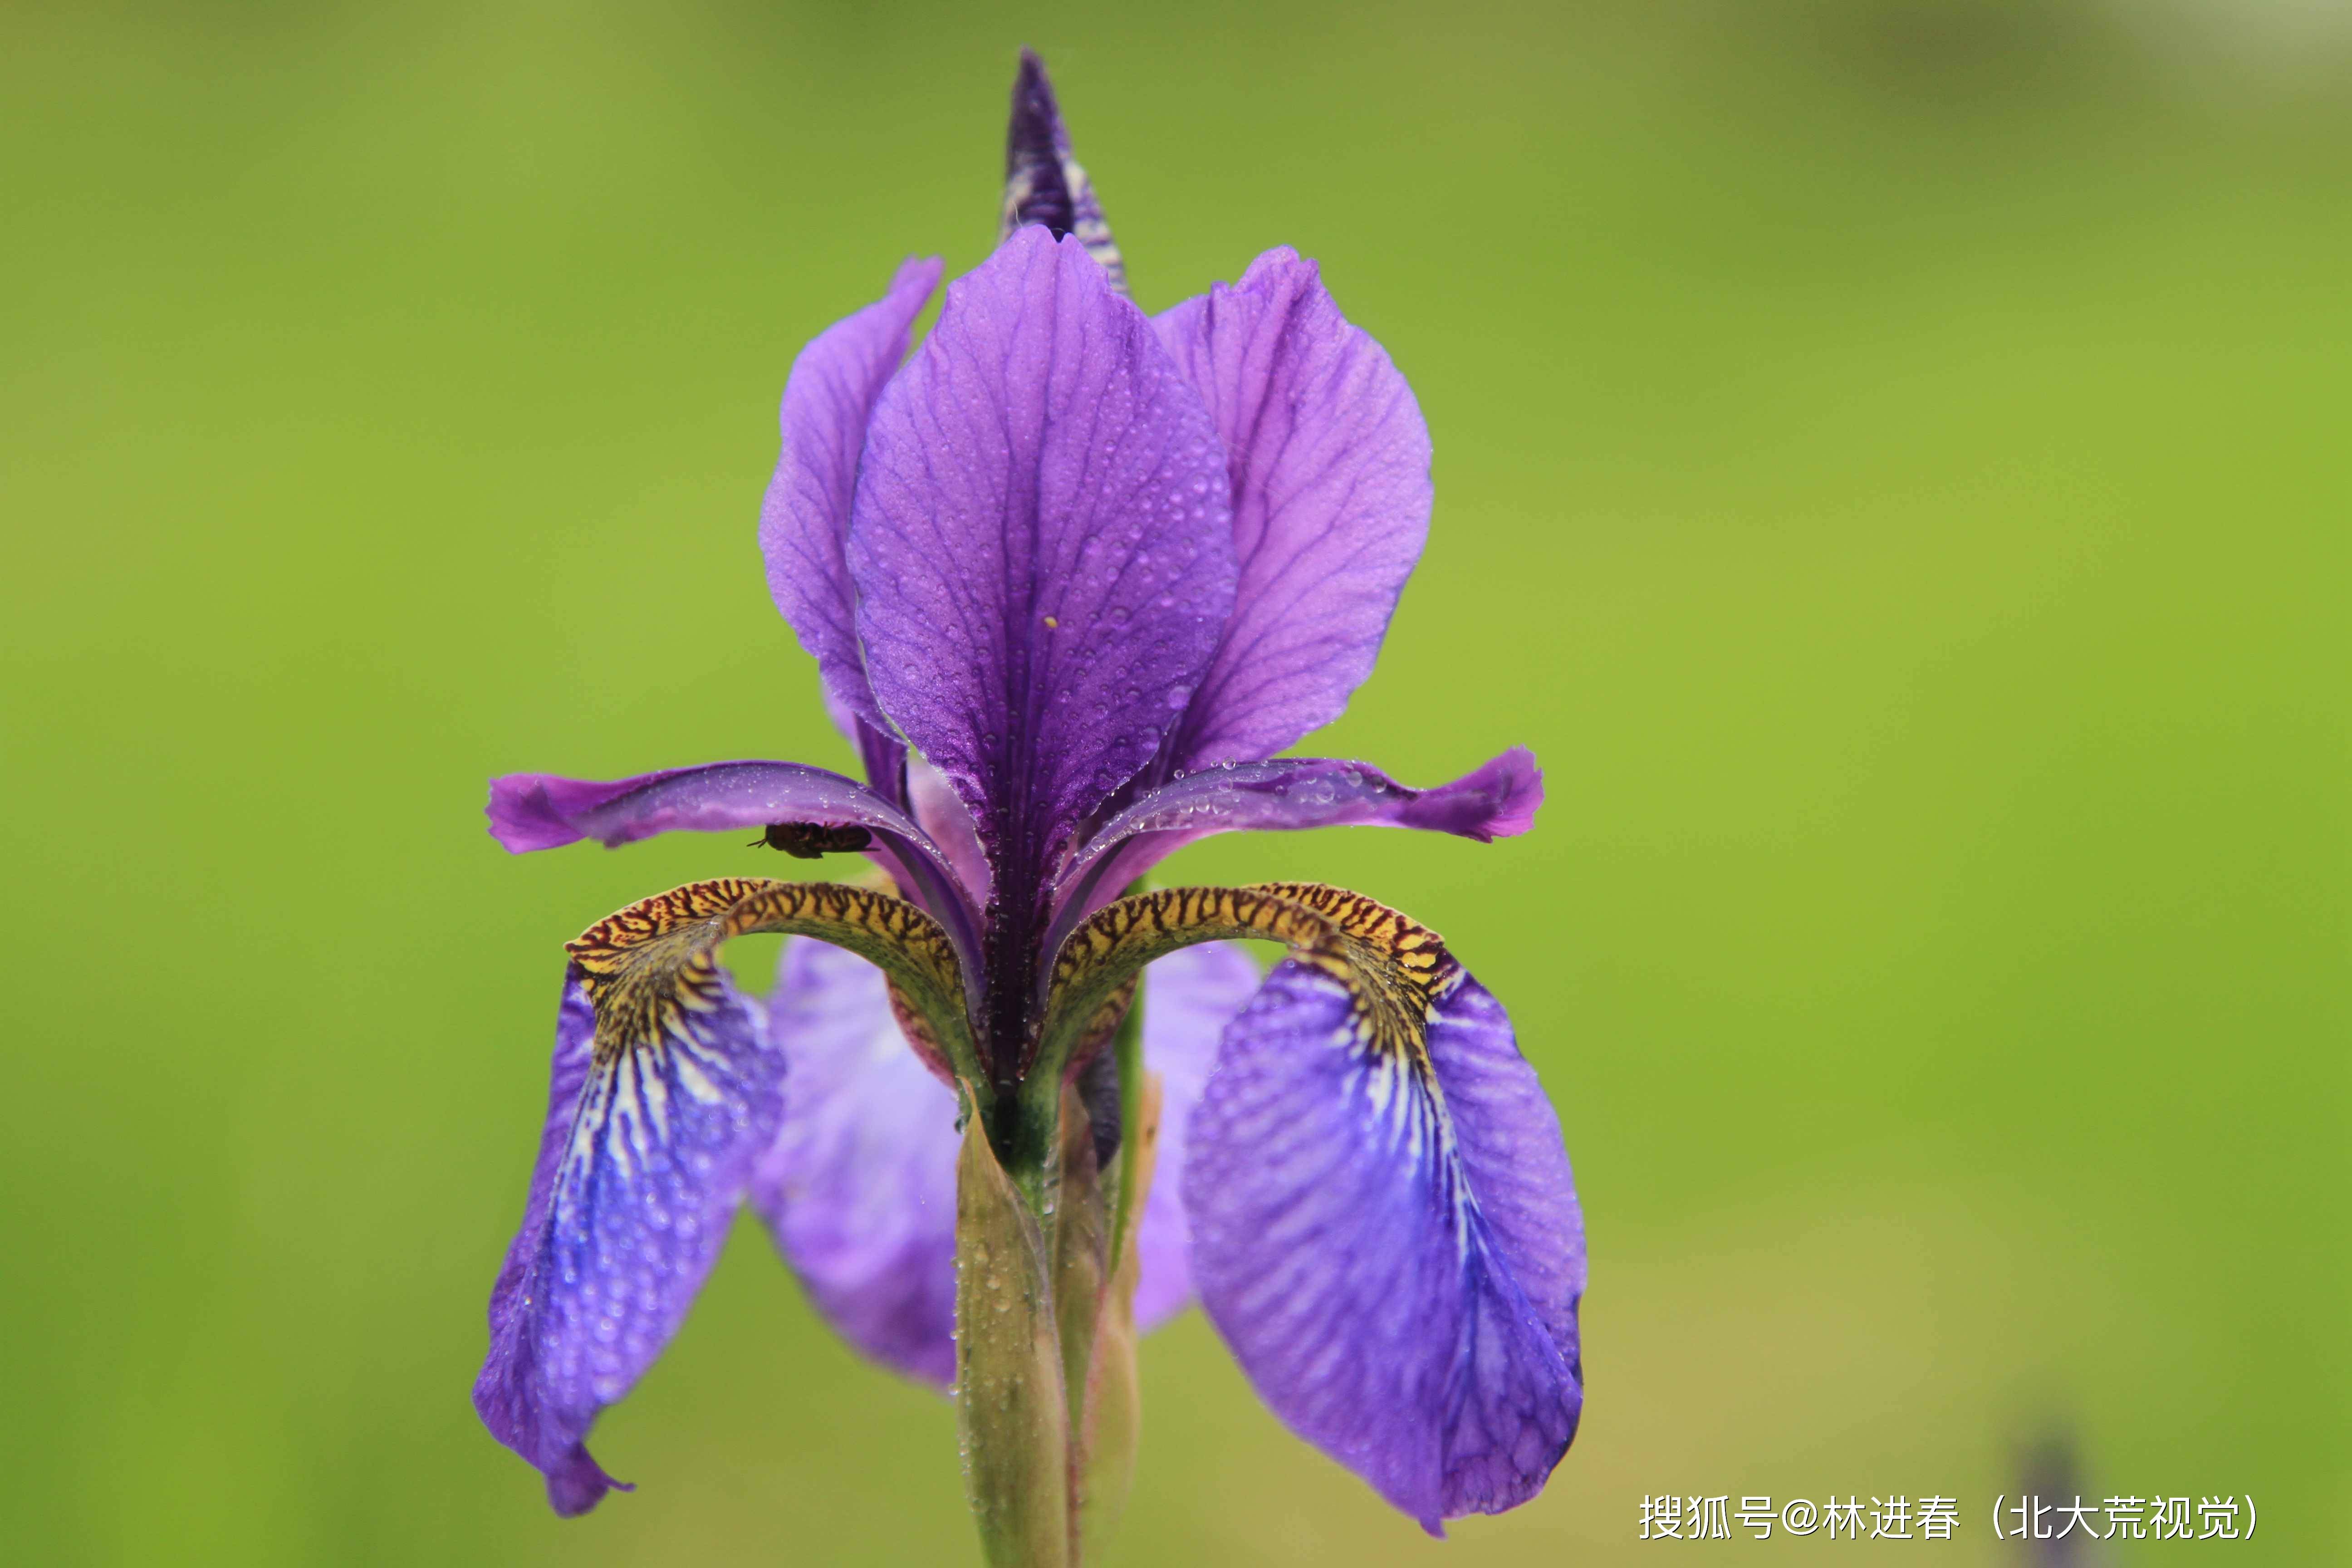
[{"xmin": 1001, "ymin": 48, "xmax": 1126, "ymax": 290}]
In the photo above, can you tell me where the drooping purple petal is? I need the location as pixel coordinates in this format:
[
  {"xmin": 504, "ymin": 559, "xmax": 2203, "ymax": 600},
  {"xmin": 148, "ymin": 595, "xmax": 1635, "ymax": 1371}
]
[
  {"xmin": 1429, "ymin": 979, "xmax": 1586, "ymax": 1366},
  {"xmin": 1052, "ymin": 750, "xmax": 1543, "ymax": 930},
  {"xmin": 484, "ymin": 760, "xmax": 982, "ymax": 963},
  {"xmin": 474, "ymin": 966, "xmax": 785, "ymax": 1515},
  {"xmin": 848, "ymin": 225, "xmax": 1236, "ymax": 890},
  {"xmin": 1001, "ymin": 49, "xmax": 1124, "ymax": 289},
  {"xmin": 1131, "ymin": 940, "xmax": 1261, "ymax": 1331},
  {"xmin": 1183, "ymin": 962, "xmax": 1582, "ymax": 1533},
  {"xmin": 747, "ymin": 936, "xmax": 1256, "ymax": 1382},
  {"xmin": 760, "ymin": 256, "xmax": 943, "ymax": 731},
  {"xmin": 1153, "ymin": 247, "xmax": 1431, "ymax": 772},
  {"xmin": 750, "ymin": 937, "xmax": 962, "ymax": 1388}
]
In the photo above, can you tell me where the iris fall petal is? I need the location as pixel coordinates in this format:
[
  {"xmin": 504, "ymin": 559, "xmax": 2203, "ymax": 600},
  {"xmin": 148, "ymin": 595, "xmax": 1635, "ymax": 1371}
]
[
  {"xmin": 747, "ymin": 935, "xmax": 1261, "ymax": 1381},
  {"xmin": 751, "ymin": 937, "xmax": 963, "ymax": 1387},
  {"xmin": 1183, "ymin": 961, "xmax": 1582, "ymax": 1532},
  {"xmin": 473, "ymin": 967, "xmax": 785, "ymax": 1515},
  {"xmin": 1130, "ymin": 939, "xmax": 1261, "ymax": 1330}
]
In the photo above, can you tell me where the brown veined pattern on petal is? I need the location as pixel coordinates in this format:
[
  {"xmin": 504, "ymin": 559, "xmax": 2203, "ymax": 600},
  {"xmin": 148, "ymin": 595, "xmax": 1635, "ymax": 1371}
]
[
  {"xmin": 1039, "ymin": 880, "xmax": 1584, "ymax": 1530},
  {"xmin": 567, "ymin": 877, "xmax": 975, "ymax": 1081},
  {"xmin": 1037, "ymin": 882, "xmax": 1457, "ymax": 1086}
]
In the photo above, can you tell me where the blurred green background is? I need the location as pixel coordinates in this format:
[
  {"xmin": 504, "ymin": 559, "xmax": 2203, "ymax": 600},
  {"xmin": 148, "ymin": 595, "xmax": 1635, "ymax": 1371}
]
[{"xmin": 4, "ymin": 0, "xmax": 2344, "ymax": 1561}]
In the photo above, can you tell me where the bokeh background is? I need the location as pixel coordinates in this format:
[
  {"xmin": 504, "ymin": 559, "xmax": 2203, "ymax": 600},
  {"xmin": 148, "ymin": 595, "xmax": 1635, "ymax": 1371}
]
[{"xmin": 5, "ymin": 0, "xmax": 2345, "ymax": 1561}]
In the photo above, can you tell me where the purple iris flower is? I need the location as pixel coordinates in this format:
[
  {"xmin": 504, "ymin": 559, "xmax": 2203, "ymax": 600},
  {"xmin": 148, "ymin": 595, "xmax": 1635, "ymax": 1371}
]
[{"xmin": 473, "ymin": 51, "xmax": 1584, "ymax": 1549}]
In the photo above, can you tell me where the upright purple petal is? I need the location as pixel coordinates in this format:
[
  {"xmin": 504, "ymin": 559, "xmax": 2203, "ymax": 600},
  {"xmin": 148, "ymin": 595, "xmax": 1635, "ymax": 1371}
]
[
  {"xmin": 474, "ymin": 966, "xmax": 784, "ymax": 1515},
  {"xmin": 820, "ymin": 680, "xmax": 911, "ymax": 811},
  {"xmin": 1052, "ymin": 750, "xmax": 1543, "ymax": 931},
  {"xmin": 750, "ymin": 938, "xmax": 962, "ymax": 1388},
  {"xmin": 1183, "ymin": 962, "xmax": 1582, "ymax": 1533},
  {"xmin": 760, "ymin": 257, "xmax": 944, "ymax": 730},
  {"xmin": 1131, "ymin": 940, "xmax": 1261, "ymax": 1330},
  {"xmin": 1154, "ymin": 248, "xmax": 1431, "ymax": 771},
  {"xmin": 848, "ymin": 226, "xmax": 1236, "ymax": 887},
  {"xmin": 907, "ymin": 754, "xmax": 992, "ymax": 906}
]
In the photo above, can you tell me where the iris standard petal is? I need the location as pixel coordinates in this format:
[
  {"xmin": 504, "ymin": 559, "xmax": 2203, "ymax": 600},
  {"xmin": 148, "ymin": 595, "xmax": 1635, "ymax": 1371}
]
[
  {"xmin": 750, "ymin": 937, "xmax": 962, "ymax": 1388},
  {"xmin": 1153, "ymin": 247, "xmax": 1431, "ymax": 771},
  {"xmin": 1051, "ymin": 750, "xmax": 1543, "ymax": 930},
  {"xmin": 1130, "ymin": 939, "xmax": 1260, "ymax": 1331},
  {"xmin": 484, "ymin": 760, "xmax": 983, "ymax": 962},
  {"xmin": 847, "ymin": 225, "xmax": 1236, "ymax": 884},
  {"xmin": 1184, "ymin": 961, "xmax": 1583, "ymax": 1533},
  {"xmin": 907, "ymin": 753, "xmax": 992, "ymax": 906},
  {"xmin": 473, "ymin": 965, "xmax": 784, "ymax": 1515},
  {"xmin": 819, "ymin": 679, "xmax": 912, "ymax": 813},
  {"xmin": 760, "ymin": 256, "xmax": 944, "ymax": 731}
]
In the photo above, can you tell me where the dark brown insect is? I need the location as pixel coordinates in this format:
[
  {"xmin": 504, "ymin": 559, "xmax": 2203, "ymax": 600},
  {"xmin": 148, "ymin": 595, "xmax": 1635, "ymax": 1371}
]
[{"xmin": 750, "ymin": 821, "xmax": 873, "ymax": 858}]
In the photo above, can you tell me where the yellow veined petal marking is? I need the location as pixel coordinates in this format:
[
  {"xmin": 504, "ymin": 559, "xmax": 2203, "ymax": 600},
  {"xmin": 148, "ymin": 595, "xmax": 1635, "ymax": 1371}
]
[
  {"xmin": 1038, "ymin": 882, "xmax": 1464, "ymax": 1083},
  {"xmin": 566, "ymin": 877, "xmax": 974, "ymax": 1075}
]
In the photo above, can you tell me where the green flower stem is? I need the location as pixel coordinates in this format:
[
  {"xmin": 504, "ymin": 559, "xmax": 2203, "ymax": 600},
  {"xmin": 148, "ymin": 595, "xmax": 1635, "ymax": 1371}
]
[
  {"xmin": 955, "ymin": 1112, "xmax": 1071, "ymax": 1568},
  {"xmin": 959, "ymin": 1000, "xmax": 1151, "ymax": 1564}
]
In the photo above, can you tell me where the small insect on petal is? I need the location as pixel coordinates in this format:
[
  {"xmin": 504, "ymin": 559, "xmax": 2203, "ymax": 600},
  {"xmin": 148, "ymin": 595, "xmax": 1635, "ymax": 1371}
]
[{"xmin": 756, "ymin": 822, "xmax": 876, "ymax": 858}]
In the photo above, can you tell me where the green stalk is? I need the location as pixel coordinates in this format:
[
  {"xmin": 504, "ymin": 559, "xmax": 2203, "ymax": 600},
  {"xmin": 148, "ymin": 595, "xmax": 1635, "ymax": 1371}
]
[
  {"xmin": 954, "ymin": 1110, "xmax": 1070, "ymax": 1568},
  {"xmin": 1075, "ymin": 997, "xmax": 1155, "ymax": 1561},
  {"xmin": 1105, "ymin": 992, "xmax": 1147, "ymax": 1275}
]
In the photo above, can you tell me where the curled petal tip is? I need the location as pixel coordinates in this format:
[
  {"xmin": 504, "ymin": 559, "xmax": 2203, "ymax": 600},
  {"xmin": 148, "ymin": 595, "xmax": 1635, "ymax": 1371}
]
[
  {"xmin": 485, "ymin": 774, "xmax": 584, "ymax": 853},
  {"xmin": 546, "ymin": 1445, "xmax": 632, "ymax": 1517},
  {"xmin": 890, "ymin": 253, "xmax": 945, "ymax": 294},
  {"xmin": 1402, "ymin": 745, "xmax": 1543, "ymax": 841}
]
